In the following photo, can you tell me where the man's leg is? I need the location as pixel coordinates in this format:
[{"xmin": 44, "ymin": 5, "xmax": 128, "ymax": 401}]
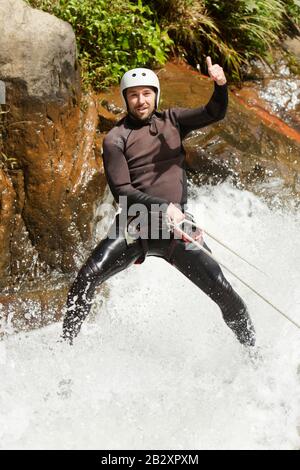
[
  {"xmin": 62, "ymin": 235, "xmax": 143, "ymax": 344},
  {"xmin": 168, "ymin": 239, "xmax": 256, "ymax": 347}
]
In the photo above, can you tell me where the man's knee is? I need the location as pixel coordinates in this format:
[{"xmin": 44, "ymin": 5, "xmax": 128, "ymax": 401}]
[
  {"xmin": 209, "ymin": 273, "xmax": 246, "ymax": 314},
  {"xmin": 79, "ymin": 257, "xmax": 100, "ymax": 280},
  {"xmin": 206, "ymin": 270, "xmax": 231, "ymax": 299},
  {"xmin": 77, "ymin": 249, "xmax": 111, "ymax": 283}
]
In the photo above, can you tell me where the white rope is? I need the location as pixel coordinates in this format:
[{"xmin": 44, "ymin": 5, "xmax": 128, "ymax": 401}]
[
  {"xmin": 172, "ymin": 222, "xmax": 300, "ymax": 331},
  {"xmin": 178, "ymin": 218, "xmax": 266, "ymax": 275}
]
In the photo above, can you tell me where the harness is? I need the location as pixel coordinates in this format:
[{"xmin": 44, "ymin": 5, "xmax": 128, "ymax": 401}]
[{"xmin": 125, "ymin": 211, "xmax": 201, "ymax": 264}]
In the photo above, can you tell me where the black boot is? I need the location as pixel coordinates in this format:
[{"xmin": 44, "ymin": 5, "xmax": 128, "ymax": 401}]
[
  {"xmin": 224, "ymin": 309, "xmax": 256, "ymax": 347},
  {"xmin": 210, "ymin": 276, "xmax": 256, "ymax": 347}
]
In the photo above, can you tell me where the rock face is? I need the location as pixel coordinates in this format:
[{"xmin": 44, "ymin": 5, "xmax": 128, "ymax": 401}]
[
  {"xmin": 0, "ymin": 0, "xmax": 106, "ymax": 280},
  {"xmin": 0, "ymin": 0, "xmax": 76, "ymax": 97},
  {"xmin": 0, "ymin": 168, "xmax": 15, "ymax": 277}
]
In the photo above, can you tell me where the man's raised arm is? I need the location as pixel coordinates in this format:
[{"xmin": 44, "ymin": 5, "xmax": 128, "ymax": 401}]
[{"xmin": 170, "ymin": 56, "xmax": 228, "ymax": 136}]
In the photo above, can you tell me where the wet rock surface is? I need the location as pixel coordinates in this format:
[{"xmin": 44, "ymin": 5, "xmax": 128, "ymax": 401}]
[
  {"xmin": 0, "ymin": 0, "xmax": 108, "ymax": 332},
  {"xmin": 231, "ymin": 40, "xmax": 300, "ymax": 134},
  {"xmin": 0, "ymin": 0, "xmax": 106, "ymax": 281},
  {"xmin": 0, "ymin": 274, "xmax": 109, "ymax": 336}
]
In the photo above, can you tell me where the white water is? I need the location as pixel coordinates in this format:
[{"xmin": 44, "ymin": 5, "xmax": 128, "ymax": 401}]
[{"xmin": 0, "ymin": 182, "xmax": 300, "ymax": 450}]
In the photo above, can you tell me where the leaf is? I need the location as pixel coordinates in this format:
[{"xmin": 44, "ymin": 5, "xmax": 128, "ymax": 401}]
[
  {"xmin": 244, "ymin": 0, "xmax": 258, "ymax": 13},
  {"xmin": 122, "ymin": 37, "xmax": 130, "ymax": 50}
]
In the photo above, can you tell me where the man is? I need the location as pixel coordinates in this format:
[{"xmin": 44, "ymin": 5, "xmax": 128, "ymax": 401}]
[{"xmin": 62, "ymin": 57, "xmax": 256, "ymax": 347}]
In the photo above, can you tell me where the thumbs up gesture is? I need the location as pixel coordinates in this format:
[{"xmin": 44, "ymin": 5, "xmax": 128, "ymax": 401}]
[{"xmin": 206, "ymin": 56, "xmax": 227, "ymax": 86}]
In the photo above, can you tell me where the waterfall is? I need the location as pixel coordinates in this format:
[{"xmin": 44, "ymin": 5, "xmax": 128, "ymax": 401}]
[{"xmin": 1, "ymin": 182, "xmax": 299, "ymax": 450}]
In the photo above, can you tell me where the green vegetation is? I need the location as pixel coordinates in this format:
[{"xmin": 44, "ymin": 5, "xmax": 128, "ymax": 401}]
[
  {"xmin": 26, "ymin": 0, "xmax": 172, "ymax": 89},
  {"xmin": 284, "ymin": 0, "xmax": 300, "ymax": 27},
  {"xmin": 145, "ymin": 0, "xmax": 300, "ymax": 79},
  {"xmin": 26, "ymin": 0, "xmax": 300, "ymax": 87}
]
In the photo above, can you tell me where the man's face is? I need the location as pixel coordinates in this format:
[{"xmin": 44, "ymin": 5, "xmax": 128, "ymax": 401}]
[{"xmin": 126, "ymin": 86, "xmax": 156, "ymax": 120}]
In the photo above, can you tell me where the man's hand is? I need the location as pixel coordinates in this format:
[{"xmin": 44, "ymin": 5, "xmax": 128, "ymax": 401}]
[
  {"xmin": 166, "ymin": 202, "xmax": 185, "ymax": 225},
  {"xmin": 206, "ymin": 56, "xmax": 227, "ymax": 86},
  {"xmin": 166, "ymin": 203, "xmax": 185, "ymax": 238},
  {"xmin": 166, "ymin": 203, "xmax": 203, "ymax": 243}
]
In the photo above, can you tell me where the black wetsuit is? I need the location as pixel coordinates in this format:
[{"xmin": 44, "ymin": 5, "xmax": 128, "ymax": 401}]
[{"xmin": 62, "ymin": 83, "xmax": 255, "ymax": 347}]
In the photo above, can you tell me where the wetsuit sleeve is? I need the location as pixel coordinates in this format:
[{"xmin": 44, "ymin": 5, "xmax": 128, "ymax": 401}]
[
  {"xmin": 102, "ymin": 134, "xmax": 170, "ymax": 211},
  {"xmin": 171, "ymin": 83, "xmax": 228, "ymax": 137}
]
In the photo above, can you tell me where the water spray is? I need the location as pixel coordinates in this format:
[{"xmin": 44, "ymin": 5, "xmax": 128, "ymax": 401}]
[{"xmin": 173, "ymin": 219, "xmax": 300, "ymax": 331}]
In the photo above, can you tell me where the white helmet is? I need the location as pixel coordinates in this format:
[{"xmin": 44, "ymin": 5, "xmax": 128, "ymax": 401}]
[{"xmin": 120, "ymin": 68, "xmax": 160, "ymax": 110}]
